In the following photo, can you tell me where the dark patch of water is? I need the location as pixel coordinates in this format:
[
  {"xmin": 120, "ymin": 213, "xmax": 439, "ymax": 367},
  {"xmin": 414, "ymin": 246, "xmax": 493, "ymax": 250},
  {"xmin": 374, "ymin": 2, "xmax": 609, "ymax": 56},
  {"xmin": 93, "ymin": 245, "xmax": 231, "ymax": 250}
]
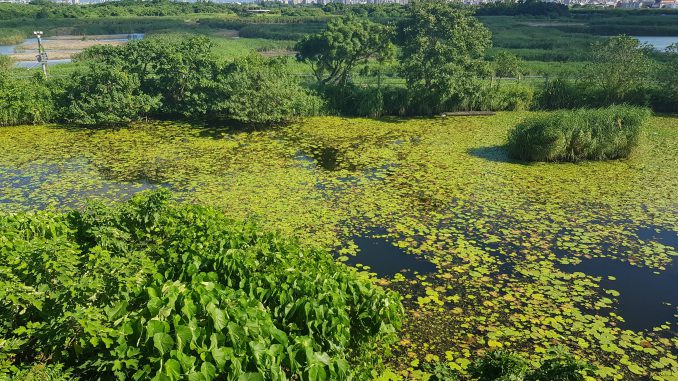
[
  {"xmin": 637, "ymin": 225, "xmax": 678, "ymax": 250},
  {"xmin": 294, "ymin": 145, "xmax": 358, "ymax": 172},
  {"xmin": 0, "ymin": 158, "xmax": 169, "ymax": 209},
  {"xmin": 559, "ymin": 258, "xmax": 678, "ymax": 332},
  {"xmin": 342, "ymin": 229, "xmax": 437, "ymax": 278}
]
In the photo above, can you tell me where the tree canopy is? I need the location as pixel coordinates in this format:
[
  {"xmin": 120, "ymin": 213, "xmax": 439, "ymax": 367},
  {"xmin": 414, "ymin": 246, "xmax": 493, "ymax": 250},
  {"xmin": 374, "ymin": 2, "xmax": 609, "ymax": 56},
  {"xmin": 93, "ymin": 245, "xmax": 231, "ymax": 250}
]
[
  {"xmin": 584, "ymin": 35, "xmax": 656, "ymax": 103},
  {"xmin": 215, "ymin": 55, "xmax": 324, "ymax": 125},
  {"xmin": 295, "ymin": 16, "xmax": 395, "ymax": 85},
  {"xmin": 399, "ymin": 0, "xmax": 492, "ymax": 114}
]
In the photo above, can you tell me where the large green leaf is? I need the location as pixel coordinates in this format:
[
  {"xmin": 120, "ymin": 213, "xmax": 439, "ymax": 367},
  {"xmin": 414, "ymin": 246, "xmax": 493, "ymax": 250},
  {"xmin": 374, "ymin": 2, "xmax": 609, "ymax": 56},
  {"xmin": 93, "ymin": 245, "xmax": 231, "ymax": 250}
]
[
  {"xmin": 154, "ymin": 332, "xmax": 175, "ymax": 356},
  {"xmin": 164, "ymin": 359, "xmax": 182, "ymax": 381}
]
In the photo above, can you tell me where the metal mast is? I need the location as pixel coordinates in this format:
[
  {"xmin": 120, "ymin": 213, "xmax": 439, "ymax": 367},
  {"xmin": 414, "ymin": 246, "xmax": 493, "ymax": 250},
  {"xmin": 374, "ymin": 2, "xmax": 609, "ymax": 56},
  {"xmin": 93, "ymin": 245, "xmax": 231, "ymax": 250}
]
[{"xmin": 33, "ymin": 31, "xmax": 48, "ymax": 77}]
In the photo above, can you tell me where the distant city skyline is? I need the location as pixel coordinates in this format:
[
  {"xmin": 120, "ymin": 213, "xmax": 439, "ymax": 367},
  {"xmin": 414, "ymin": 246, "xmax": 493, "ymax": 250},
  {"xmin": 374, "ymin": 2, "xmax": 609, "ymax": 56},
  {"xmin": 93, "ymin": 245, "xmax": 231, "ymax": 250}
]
[{"xmin": 0, "ymin": 0, "xmax": 676, "ymax": 7}]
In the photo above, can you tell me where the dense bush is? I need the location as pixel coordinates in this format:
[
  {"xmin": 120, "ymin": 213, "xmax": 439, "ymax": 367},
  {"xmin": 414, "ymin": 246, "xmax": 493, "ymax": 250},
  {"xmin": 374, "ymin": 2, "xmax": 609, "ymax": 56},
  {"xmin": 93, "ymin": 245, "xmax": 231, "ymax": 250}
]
[
  {"xmin": 59, "ymin": 63, "xmax": 159, "ymax": 125},
  {"xmin": 507, "ymin": 106, "xmax": 650, "ymax": 162},
  {"xmin": 321, "ymin": 84, "xmax": 408, "ymax": 117},
  {"xmin": 215, "ymin": 55, "xmax": 324, "ymax": 125},
  {"xmin": 0, "ymin": 74, "xmax": 55, "ymax": 126},
  {"xmin": 493, "ymin": 83, "xmax": 535, "ymax": 111},
  {"xmin": 0, "ymin": 190, "xmax": 402, "ymax": 379},
  {"xmin": 0, "ymin": 35, "xmax": 322, "ymax": 126},
  {"xmin": 77, "ymin": 35, "xmax": 221, "ymax": 119}
]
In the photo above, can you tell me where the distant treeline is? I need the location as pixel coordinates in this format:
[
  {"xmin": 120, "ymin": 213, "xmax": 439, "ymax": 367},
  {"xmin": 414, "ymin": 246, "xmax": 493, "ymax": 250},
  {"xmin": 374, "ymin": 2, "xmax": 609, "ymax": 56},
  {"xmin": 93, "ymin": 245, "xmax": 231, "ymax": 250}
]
[{"xmin": 475, "ymin": 0, "xmax": 570, "ymax": 17}]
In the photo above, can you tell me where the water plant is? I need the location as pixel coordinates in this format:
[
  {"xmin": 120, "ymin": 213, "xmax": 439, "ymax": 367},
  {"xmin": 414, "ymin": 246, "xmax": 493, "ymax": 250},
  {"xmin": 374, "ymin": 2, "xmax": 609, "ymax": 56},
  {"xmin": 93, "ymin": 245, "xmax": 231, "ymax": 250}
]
[{"xmin": 506, "ymin": 105, "xmax": 650, "ymax": 162}]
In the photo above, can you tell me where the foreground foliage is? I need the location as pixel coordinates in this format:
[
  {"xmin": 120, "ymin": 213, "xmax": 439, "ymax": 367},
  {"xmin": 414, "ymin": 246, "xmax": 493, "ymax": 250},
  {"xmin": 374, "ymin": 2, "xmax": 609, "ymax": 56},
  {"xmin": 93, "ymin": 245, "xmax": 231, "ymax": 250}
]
[
  {"xmin": 507, "ymin": 106, "xmax": 650, "ymax": 162},
  {"xmin": 0, "ymin": 190, "xmax": 402, "ymax": 379}
]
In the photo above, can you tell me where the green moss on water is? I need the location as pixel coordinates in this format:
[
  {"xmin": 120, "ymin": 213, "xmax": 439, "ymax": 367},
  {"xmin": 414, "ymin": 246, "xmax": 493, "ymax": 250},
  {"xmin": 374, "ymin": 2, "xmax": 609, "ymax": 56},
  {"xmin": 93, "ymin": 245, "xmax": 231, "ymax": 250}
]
[{"xmin": 0, "ymin": 113, "xmax": 677, "ymax": 380}]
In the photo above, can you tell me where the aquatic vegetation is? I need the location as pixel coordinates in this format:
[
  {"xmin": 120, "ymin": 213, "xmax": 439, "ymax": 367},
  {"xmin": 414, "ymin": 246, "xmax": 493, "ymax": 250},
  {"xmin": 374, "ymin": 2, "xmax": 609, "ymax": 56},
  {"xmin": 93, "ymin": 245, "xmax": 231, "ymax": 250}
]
[
  {"xmin": 0, "ymin": 113, "xmax": 676, "ymax": 380},
  {"xmin": 507, "ymin": 106, "xmax": 650, "ymax": 162},
  {"xmin": 0, "ymin": 190, "xmax": 401, "ymax": 379}
]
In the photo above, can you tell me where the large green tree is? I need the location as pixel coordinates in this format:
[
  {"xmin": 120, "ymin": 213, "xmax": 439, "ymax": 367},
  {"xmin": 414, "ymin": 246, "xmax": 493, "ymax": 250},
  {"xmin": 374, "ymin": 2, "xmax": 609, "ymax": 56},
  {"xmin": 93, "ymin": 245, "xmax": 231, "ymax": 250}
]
[
  {"xmin": 295, "ymin": 16, "xmax": 395, "ymax": 85},
  {"xmin": 583, "ymin": 35, "xmax": 656, "ymax": 104},
  {"xmin": 399, "ymin": 0, "xmax": 492, "ymax": 114}
]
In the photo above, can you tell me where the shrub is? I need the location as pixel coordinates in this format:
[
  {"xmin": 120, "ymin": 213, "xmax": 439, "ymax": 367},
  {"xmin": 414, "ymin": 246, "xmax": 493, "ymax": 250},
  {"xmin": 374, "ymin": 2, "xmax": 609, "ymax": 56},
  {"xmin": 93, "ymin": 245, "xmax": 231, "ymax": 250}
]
[
  {"xmin": 496, "ymin": 84, "xmax": 535, "ymax": 111},
  {"xmin": 536, "ymin": 79, "xmax": 588, "ymax": 110},
  {"xmin": 215, "ymin": 55, "xmax": 325, "ymax": 125},
  {"xmin": 59, "ymin": 63, "xmax": 159, "ymax": 125},
  {"xmin": 0, "ymin": 190, "xmax": 402, "ymax": 379},
  {"xmin": 0, "ymin": 74, "xmax": 55, "ymax": 126},
  {"xmin": 468, "ymin": 350, "xmax": 529, "ymax": 381},
  {"xmin": 507, "ymin": 106, "xmax": 650, "ymax": 162},
  {"xmin": 527, "ymin": 346, "xmax": 596, "ymax": 381},
  {"xmin": 0, "ymin": 55, "xmax": 12, "ymax": 71}
]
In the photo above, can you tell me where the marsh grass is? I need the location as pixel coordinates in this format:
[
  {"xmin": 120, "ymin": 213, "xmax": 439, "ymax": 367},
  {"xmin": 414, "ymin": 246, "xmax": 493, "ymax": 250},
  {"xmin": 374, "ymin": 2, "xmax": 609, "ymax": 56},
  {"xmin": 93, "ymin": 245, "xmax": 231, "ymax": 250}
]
[
  {"xmin": 0, "ymin": 29, "xmax": 24, "ymax": 45},
  {"xmin": 507, "ymin": 105, "xmax": 650, "ymax": 162}
]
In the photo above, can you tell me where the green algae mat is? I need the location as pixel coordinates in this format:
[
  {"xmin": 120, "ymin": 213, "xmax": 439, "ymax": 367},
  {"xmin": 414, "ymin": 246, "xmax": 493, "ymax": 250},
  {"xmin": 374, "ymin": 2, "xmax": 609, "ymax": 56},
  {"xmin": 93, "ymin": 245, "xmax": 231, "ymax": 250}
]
[{"xmin": 1, "ymin": 113, "xmax": 677, "ymax": 380}]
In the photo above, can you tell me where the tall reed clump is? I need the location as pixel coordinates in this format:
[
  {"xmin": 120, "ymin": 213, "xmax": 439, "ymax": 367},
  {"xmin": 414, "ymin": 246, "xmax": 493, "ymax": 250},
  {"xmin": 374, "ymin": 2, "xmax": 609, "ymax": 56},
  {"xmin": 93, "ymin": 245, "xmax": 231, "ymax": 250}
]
[
  {"xmin": 507, "ymin": 105, "xmax": 650, "ymax": 162},
  {"xmin": 0, "ymin": 29, "xmax": 25, "ymax": 45}
]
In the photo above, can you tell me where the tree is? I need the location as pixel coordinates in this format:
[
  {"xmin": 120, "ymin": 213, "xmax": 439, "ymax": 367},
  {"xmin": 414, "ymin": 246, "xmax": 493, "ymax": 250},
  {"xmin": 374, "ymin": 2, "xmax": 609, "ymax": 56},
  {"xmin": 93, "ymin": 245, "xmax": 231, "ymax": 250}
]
[
  {"xmin": 59, "ymin": 63, "xmax": 159, "ymax": 125},
  {"xmin": 493, "ymin": 51, "xmax": 524, "ymax": 79},
  {"xmin": 214, "ymin": 55, "xmax": 324, "ymax": 125},
  {"xmin": 583, "ymin": 35, "xmax": 656, "ymax": 104},
  {"xmin": 295, "ymin": 16, "xmax": 395, "ymax": 85},
  {"xmin": 399, "ymin": 0, "xmax": 492, "ymax": 114}
]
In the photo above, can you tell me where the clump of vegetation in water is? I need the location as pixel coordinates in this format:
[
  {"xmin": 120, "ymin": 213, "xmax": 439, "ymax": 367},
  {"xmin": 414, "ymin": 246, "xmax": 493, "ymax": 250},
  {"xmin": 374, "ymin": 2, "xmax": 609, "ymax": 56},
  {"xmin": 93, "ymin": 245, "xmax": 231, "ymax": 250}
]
[
  {"xmin": 507, "ymin": 105, "xmax": 650, "ymax": 162},
  {"xmin": 0, "ymin": 190, "xmax": 402, "ymax": 379}
]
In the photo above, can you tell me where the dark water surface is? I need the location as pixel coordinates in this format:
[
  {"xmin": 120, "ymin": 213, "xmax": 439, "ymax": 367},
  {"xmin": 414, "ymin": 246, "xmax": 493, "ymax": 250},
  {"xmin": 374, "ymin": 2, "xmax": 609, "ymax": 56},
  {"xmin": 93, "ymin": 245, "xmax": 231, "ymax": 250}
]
[
  {"xmin": 343, "ymin": 229, "xmax": 437, "ymax": 278},
  {"xmin": 560, "ymin": 257, "xmax": 678, "ymax": 331}
]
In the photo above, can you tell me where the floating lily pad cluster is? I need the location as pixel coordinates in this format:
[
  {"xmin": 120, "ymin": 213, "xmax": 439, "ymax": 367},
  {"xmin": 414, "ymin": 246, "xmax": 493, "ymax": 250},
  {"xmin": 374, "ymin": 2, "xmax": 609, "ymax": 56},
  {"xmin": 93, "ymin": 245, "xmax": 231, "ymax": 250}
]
[{"xmin": 0, "ymin": 113, "xmax": 676, "ymax": 380}]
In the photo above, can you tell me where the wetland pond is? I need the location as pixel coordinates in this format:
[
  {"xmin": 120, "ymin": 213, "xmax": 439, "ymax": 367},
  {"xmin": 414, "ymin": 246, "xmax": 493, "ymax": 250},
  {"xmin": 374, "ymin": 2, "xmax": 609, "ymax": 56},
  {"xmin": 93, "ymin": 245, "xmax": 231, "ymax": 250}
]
[{"xmin": 0, "ymin": 114, "xmax": 677, "ymax": 379}]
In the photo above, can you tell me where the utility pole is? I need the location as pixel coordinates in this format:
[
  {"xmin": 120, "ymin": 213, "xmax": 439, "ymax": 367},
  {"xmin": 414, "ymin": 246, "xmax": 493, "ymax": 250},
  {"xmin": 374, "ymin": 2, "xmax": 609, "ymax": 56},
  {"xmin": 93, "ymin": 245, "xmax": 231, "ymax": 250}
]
[{"xmin": 33, "ymin": 31, "xmax": 48, "ymax": 77}]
